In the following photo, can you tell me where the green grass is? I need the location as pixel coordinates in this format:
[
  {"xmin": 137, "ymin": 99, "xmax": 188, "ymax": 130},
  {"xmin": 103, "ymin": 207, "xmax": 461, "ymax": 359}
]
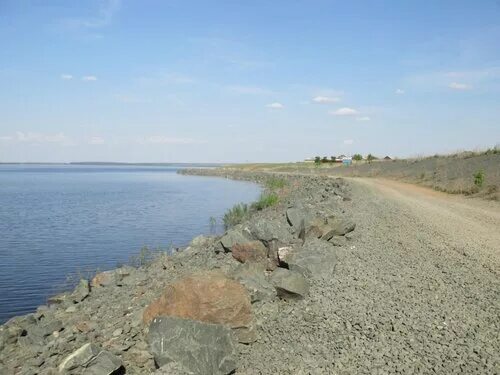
[
  {"xmin": 223, "ymin": 203, "xmax": 250, "ymax": 229},
  {"xmin": 265, "ymin": 177, "xmax": 287, "ymax": 189},
  {"xmin": 251, "ymin": 192, "xmax": 279, "ymax": 211},
  {"xmin": 474, "ymin": 170, "xmax": 485, "ymax": 187}
]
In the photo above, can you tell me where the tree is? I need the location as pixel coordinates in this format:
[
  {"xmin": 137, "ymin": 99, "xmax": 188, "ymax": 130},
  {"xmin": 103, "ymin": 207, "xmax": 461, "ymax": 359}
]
[
  {"xmin": 321, "ymin": 156, "xmax": 329, "ymax": 163},
  {"xmin": 314, "ymin": 156, "xmax": 321, "ymax": 166},
  {"xmin": 366, "ymin": 154, "xmax": 376, "ymax": 164},
  {"xmin": 352, "ymin": 154, "xmax": 363, "ymax": 162},
  {"xmin": 330, "ymin": 156, "xmax": 336, "ymax": 162}
]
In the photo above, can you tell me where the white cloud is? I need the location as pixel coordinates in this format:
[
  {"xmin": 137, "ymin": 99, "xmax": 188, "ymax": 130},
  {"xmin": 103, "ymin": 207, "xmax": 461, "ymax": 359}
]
[
  {"xmin": 139, "ymin": 136, "xmax": 206, "ymax": 145},
  {"xmin": 82, "ymin": 76, "xmax": 97, "ymax": 81},
  {"xmin": 14, "ymin": 132, "xmax": 71, "ymax": 144},
  {"xmin": 356, "ymin": 116, "xmax": 371, "ymax": 121},
  {"xmin": 60, "ymin": 74, "xmax": 73, "ymax": 80},
  {"xmin": 0, "ymin": 136, "xmax": 14, "ymax": 141},
  {"xmin": 87, "ymin": 136, "xmax": 105, "ymax": 145},
  {"xmin": 312, "ymin": 96, "xmax": 340, "ymax": 104},
  {"xmin": 395, "ymin": 88, "xmax": 405, "ymax": 94},
  {"xmin": 448, "ymin": 82, "xmax": 471, "ymax": 90},
  {"xmin": 330, "ymin": 107, "xmax": 359, "ymax": 116},
  {"xmin": 343, "ymin": 139, "xmax": 354, "ymax": 145},
  {"xmin": 266, "ymin": 102, "xmax": 284, "ymax": 109}
]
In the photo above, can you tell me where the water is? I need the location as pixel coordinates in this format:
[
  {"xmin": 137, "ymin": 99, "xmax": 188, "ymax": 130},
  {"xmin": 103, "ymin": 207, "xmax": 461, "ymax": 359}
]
[{"xmin": 0, "ymin": 164, "xmax": 261, "ymax": 323}]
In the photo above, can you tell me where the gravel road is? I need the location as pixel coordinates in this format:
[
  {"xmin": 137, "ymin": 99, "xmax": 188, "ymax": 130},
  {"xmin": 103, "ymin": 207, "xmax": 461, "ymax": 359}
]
[{"xmin": 240, "ymin": 176, "xmax": 500, "ymax": 374}]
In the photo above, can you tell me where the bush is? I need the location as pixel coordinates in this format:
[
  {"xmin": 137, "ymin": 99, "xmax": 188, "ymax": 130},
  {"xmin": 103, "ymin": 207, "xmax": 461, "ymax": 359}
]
[
  {"xmin": 251, "ymin": 192, "xmax": 279, "ymax": 211},
  {"xmin": 223, "ymin": 203, "xmax": 250, "ymax": 229},
  {"xmin": 473, "ymin": 170, "xmax": 485, "ymax": 187},
  {"xmin": 352, "ymin": 154, "xmax": 362, "ymax": 161},
  {"xmin": 266, "ymin": 177, "xmax": 287, "ymax": 190}
]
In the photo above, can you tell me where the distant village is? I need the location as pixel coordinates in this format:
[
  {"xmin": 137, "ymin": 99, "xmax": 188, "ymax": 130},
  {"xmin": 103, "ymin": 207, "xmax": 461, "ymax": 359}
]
[{"xmin": 304, "ymin": 154, "xmax": 392, "ymax": 166}]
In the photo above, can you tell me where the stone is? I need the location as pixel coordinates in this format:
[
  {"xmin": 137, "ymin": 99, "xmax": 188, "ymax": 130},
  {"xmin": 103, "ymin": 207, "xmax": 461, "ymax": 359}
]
[
  {"xmin": 323, "ymin": 216, "xmax": 356, "ymax": 237},
  {"xmin": 286, "ymin": 238, "xmax": 337, "ymax": 278},
  {"xmin": 270, "ymin": 268, "xmax": 309, "ymax": 299},
  {"xmin": 58, "ymin": 343, "xmax": 100, "ymax": 372},
  {"xmin": 230, "ymin": 262, "xmax": 276, "ymax": 303},
  {"xmin": 328, "ymin": 235, "xmax": 348, "ymax": 246},
  {"xmin": 153, "ymin": 362, "xmax": 194, "ymax": 374},
  {"xmin": 58, "ymin": 343, "xmax": 123, "ymax": 374},
  {"xmin": 143, "ymin": 271, "xmax": 253, "ymax": 330},
  {"xmin": 231, "ymin": 241, "xmax": 267, "ymax": 264},
  {"xmin": 148, "ymin": 316, "xmax": 237, "ymax": 375},
  {"xmin": 90, "ymin": 271, "xmax": 115, "ymax": 288},
  {"xmin": 72, "ymin": 279, "xmax": 90, "ymax": 302},
  {"xmin": 248, "ymin": 218, "xmax": 293, "ymax": 243},
  {"xmin": 220, "ymin": 226, "xmax": 253, "ymax": 251},
  {"xmin": 83, "ymin": 350, "xmax": 123, "ymax": 375},
  {"xmin": 30, "ymin": 319, "xmax": 63, "ymax": 339},
  {"xmin": 189, "ymin": 235, "xmax": 212, "ymax": 248}
]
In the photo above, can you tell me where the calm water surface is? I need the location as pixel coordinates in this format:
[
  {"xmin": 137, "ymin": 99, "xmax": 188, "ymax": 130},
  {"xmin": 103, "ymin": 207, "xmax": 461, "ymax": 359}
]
[{"xmin": 0, "ymin": 165, "xmax": 261, "ymax": 323}]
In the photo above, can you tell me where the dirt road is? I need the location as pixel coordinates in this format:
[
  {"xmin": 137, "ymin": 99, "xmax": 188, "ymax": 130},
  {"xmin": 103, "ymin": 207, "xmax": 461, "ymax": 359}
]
[{"xmin": 329, "ymin": 177, "xmax": 500, "ymax": 373}]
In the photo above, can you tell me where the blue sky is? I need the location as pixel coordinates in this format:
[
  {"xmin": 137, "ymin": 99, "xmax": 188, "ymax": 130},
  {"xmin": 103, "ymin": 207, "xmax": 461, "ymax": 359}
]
[{"xmin": 0, "ymin": 0, "xmax": 499, "ymax": 162}]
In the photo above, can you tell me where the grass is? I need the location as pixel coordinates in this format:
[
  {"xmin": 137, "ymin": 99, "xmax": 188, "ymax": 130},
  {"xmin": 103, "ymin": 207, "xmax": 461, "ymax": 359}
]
[
  {"xmin": 265, "ymin": 177, "xmax": 287, "ymax": 189},
  {"xmin": 474, "ymin": 170, "xmax": 485, "ymax": 188},
  {"xmin": 223, "ymin": 192, "xmax": 280, "ymax": 229},
  {"xmin": 223, "ymin": 203, "xmax": 250, "ymax": 229},
  {"xmin": 251, "ymin": 192, "xmax": 279, "ymax": 210}
]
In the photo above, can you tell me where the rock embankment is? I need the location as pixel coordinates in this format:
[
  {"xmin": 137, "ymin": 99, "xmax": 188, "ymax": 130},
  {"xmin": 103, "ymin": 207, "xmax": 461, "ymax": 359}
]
[{"xmin": 0, "ymin": 171, "xmax": 355, "ymax": 374}]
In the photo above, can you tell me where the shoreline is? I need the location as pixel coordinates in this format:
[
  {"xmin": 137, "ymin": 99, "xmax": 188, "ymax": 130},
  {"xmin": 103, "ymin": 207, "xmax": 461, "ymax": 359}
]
[{"xmin": 1, "ymin": 168, "xmax": 498, "ymax": 374}]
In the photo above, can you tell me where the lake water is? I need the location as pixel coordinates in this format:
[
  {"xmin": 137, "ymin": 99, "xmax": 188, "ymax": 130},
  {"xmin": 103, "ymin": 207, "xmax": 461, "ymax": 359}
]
[{"xmin": 0, "ymin": 165, "xmax": 261, "ymax": 324}]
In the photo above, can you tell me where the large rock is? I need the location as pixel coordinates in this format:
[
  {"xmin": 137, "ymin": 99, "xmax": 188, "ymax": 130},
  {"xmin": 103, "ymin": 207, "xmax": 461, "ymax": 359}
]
[
  {"xmin": 143, "ymin": 271, "xmax": 253, "ymax": 329},
  {"xmin": 148, "ymin": 317, "xmax": 237, "ymax": 375},
  {"xmin": 220, "ymin": 226, "xmax": 253, "ymax": 251},
  {"xmin": 58, "ymin": 343, "xmax": 123, "ymax": 374},
  {"xmin": 230, "ymin": 262, "xmax": 276, "ymax": 302},
  {"xmin": 270, "ymin": 268, "xmax": 309, "ymax": 299},
  {"xmin": 59, "ymin": 343, "xmax": 101, "ymax": 372},
  {"xmin": 90, "ymin": 271, "xmax": 115, "ymax": 288},
  {"xmin": 286, "ymin": 206, "xmax": 315, "ymax": 238},
  {"xmin": 248, "ymin": 218, "xmax": 293, "ymax": 244},
  {"xmin": 153, "ymin": 362, "xmax": 194, "ymax": 374},
  {"xmin": 285, "ymin": 238, "xmax": 337, "ymax": 278},
  {"xmin": 231, "ymin": 241, "xmax": 267, "ymax": 264}
]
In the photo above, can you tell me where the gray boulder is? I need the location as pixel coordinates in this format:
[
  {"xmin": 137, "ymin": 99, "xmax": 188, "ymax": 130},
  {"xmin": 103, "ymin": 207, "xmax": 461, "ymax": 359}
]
[
  {"xmin": 220, "ymin": 225, "xmax": 253, "ymax": 251},
  {"xmin": 286, "ymin": 239, "xmax": 337, "ymax": 278},
  {"xmin": 58, "ymin": 343, "xmax": 123, "ymax": 374},
  {"xmin": 153, "ymin": 362, "xmax": 194, "ymax": 374},
  {"xmin": 323, "ymin": 216, "xmax": 356, "ymax": 237},
  {"xmin": 270, "ymin": 268, "xmax": 309, "ymax": 299},
  {"xmin": 148, "ymin": 316, "xmax": 238, "ymax": 375},
  {"xmin": 231, "ymin": 262, "xmax": 276, "ymax": 302},
  {"xmin": 248, "ymin": 218, "xmax": 293, "ymax": 243}
]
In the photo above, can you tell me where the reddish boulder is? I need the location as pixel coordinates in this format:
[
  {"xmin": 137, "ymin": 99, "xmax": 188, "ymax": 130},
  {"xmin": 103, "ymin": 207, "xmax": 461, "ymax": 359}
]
[
  {"xmin": 231, "ymin": 241, "xmax": 267, "ymax": 264},
  {"xmin": 143, "ymin": 271, "xmax": 253, "ymax": 331}
]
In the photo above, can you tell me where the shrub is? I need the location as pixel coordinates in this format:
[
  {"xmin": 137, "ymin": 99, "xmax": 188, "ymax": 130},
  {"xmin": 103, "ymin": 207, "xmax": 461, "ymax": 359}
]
[
  {"xmin": 473, "ymin": 170, "xmax": 485, "ymax": 188},
  {"xmin": 352, "ymin": 154, "xmax": 363, "ymax": 161},
  {"xmin": 252, "ymin": 192, "xmax": 279, "ymax": 211},
  {"xmin": 266, "ymin": 177, "xmax": 287, "ymax": 190},
  {"xmin": 223, "ymin": 203, "xmax": 250, "ymax": 229}
]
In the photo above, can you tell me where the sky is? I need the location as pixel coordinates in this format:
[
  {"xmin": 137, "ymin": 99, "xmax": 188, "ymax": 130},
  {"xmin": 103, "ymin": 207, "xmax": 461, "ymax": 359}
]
[{"xmin": 0, "ymin": 0, "xmax": 499, "ymax": 163}]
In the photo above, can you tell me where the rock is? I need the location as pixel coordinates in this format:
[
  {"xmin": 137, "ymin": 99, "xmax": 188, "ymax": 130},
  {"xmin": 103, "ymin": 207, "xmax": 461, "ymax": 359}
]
[
  {"xmin": 328, "ymin": 235, "xmax": 347, "ymax": 246},
  {"xmin": 230, "ymin": 262, "xmax": 276, "ymax": 302},
  {"xmin": 231, "ymin": 241, "xmax": 267, "ymax": 264},
  {"xmin": 90, "ymin": 271, "xmax": 115, "ymax": 288},
  {"xmin": 29, "ymin": 319, "xmax": 64, "ymax": 340},
  {"xmin": 220, "ymin": 226, "xmax": 253, "ymax": 251},
  {"xmin": 58, "ymin": 343, "xmax": 100, "ymax": 372},
  {"xmin": 248, "ymin": 218, "xmax": 293, "ymax": 243},
  {"xmin": 143, "ymin": 271, "xmax": 253, "ymax": 330},
  {"xmin": 153, "ymin": 362, "xmax": 194, "ymax": 374},
  {"xmin": 286, "ymin": 206, "xmax": 315, "ymax": 239},
  {"xmin": 72, "ymin": 279, "xmax": 90, "ymax": 302},
  {"xmin": 58, "ymin": 343, "xmax": 123, "ymax": 374},
  {"xmin": 270, "ymin": 268, "xmax": 309, "ymax": 299},
  {"xmin": 286, "ymin": 238, "xmax": 337, "ymax": 278},
  {"xmin": 84, "ymin": 350, "xmax": 124, "ymax": 375},
  {"xmin": 189, "ymin": 235, "xmax": 213, "ymax": 248},
  {"xmin": 323, "ymin": 216, "xmax": 356, "ymax": 237},
  {"xmin": 148, "ymin": 316, "xmax": 237, "ymax": 375}
]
